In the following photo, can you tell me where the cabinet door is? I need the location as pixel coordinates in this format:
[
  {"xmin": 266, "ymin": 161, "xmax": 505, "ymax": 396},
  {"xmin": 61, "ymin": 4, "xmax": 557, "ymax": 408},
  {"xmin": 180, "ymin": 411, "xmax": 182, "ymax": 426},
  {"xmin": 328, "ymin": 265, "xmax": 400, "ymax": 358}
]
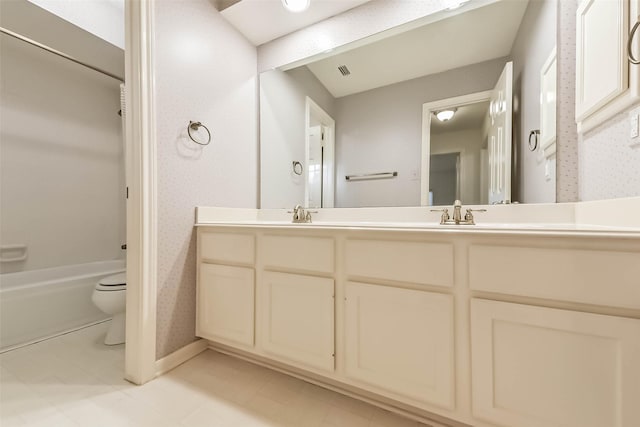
[
  {"xmin": 262, "ymin": 272, "xmax": 334, "ymax": 372},
  {"xmin": 471, "ymin": 299, "xmax": 640, "ymax": 427},
  {"xmin": 576, "ymin": 0, "xmax": 628, "ymax": 122},
  {"xmin": 344, "ymin": 282, "xmax": 455, "ymax": 409},
  {"xmin": 197, "ymin": 264, "xmax": 254, "ymax": 347}
]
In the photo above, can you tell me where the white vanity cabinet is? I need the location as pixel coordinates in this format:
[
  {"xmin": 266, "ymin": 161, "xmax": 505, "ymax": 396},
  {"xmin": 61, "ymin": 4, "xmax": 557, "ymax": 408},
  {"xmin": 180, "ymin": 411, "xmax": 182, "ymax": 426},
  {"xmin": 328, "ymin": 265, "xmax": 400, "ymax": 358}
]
[
  {"xmin": 344, "ymin": 282, "xmax": 454, "ymax": 409},
  {"xmin": 196, "ymin": 224, "xmax": 640, "ymax": 427}
]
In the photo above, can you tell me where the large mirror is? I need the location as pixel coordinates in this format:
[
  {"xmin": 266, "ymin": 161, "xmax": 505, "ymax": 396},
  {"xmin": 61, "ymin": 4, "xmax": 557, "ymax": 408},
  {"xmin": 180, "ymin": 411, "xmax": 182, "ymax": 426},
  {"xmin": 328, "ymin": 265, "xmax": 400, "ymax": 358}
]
[{"xmin": 260, "ymin": 0, "xmax": 557, "ymax": 208}]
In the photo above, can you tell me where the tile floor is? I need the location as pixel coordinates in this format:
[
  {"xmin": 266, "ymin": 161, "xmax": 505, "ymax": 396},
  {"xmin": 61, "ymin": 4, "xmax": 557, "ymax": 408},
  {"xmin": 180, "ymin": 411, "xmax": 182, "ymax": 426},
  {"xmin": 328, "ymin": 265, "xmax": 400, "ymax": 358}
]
[{"xmin": 0, "ymin": 322, "xmax": 433, "ymax": 427}]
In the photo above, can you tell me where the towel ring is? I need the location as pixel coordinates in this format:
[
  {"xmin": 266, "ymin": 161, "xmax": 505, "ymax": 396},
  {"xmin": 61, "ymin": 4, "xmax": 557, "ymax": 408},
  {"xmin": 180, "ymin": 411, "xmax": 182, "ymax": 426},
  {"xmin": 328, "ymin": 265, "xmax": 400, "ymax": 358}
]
[
  {"xmin": 187, "ymin": 121, "xmax": 211, "ymax": 146},
  {"xmin": 292, "ymin": 161, "xmax": 303, "ymax": 175},
  {"xmin": 528, "ymin": 129, "xmax": 540, "ymax": 151},
  {"xmin": 629, "ymin": 17, "xmax": 640, "ymax": 65}
]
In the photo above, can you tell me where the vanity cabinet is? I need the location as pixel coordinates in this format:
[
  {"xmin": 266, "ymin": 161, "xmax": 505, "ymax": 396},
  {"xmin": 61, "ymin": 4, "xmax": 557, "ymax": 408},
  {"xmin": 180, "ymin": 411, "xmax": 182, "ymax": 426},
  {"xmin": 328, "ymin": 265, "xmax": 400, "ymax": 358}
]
[
  {"xmin": 196, "ymin": 224, "xmax": 640, "ymax": 427},
  {"xmin": 344, "ymin": 282, "xmax": 454, "ymax": 409},
  {"xmin": 471, "ymin": 299, "xmax": 640, "ymax": 427},
  {"xmin": 261, "ymin": 271, "xmax": 334, "ymax": 372}
]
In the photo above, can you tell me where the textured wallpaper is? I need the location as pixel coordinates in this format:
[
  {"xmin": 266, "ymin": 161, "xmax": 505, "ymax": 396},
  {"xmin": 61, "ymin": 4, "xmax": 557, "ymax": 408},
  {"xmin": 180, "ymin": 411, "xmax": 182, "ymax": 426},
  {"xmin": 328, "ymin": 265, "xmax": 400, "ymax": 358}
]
[
  {"xmin": 579, "ymin": 104, "xmax": 640, "ymax": 200},
  {"xmin": 153, "ymin": 0, "xmax": 257, "ymax": 359},
  {"xmin": 555, "ymin": 0, "xmax": 579, "ymax": 202}
]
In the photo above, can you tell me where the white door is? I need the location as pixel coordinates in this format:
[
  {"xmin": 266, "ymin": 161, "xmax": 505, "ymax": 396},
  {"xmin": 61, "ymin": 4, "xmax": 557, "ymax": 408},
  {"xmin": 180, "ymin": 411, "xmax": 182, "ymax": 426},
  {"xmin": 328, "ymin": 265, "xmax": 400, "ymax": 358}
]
[
  {"xmin": 307, "ymin": 125, "xmax": 323, "ymax": 208},
  {"xmin": 488, "ymin": 61, "xmax": 513, "ymax": 204},
  {"xmin": 197, "ymin": 264, "xmax": 255, "ymax": 348},
  {"xmin": 471, "ymin": 299, "xmax": 640, "ymax": 427},
  {"xmin": 344, "ymin": 282, "xmax": 455, "ymax": 409},
  {"xmin": 305, "ymin": 97, "xmax": 335, "ymax": 208},
  {"xmin": 262, "ymin": 271, "xmax": 334, "ymax": 372}
]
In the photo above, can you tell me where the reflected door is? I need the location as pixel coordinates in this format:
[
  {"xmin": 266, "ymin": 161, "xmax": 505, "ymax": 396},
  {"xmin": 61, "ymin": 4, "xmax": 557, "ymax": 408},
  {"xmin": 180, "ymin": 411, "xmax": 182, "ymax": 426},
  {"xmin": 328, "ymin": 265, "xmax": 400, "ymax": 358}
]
[
  {"xmin": 307, "ymin": 125, "xmax": 323, "ymax": 208},
  {"xmin": 488, "ymin": 61, "xmax": 513, "ymax": 204}
]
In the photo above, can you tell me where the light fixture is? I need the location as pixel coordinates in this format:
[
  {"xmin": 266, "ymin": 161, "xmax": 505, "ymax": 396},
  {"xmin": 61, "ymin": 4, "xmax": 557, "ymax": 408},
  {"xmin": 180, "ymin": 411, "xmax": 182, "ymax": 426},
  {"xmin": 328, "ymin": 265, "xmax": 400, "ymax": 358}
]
[
  {"xmin": 435, "ymin": 108, "xmax": 457, "ymax": 122},
  {"xmin": 281, "ymin": 0, "xmax": 310, "ymax": 13}
]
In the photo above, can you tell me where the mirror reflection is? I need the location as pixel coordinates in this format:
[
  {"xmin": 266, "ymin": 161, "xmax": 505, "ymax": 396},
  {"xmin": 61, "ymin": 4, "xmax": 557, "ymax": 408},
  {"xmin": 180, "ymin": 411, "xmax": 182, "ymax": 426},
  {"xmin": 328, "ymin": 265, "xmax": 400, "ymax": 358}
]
[{"xmin": 260, "ymin": 0, "xmax": 557, "ymax": 208}]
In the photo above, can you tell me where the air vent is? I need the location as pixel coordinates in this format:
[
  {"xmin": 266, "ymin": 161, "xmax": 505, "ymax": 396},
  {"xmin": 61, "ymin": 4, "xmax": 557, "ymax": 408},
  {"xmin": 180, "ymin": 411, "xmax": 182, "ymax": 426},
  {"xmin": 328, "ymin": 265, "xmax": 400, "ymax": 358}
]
[{"xmin": 338, "ymin": 65, "xmax": 351, "ymax": 76}]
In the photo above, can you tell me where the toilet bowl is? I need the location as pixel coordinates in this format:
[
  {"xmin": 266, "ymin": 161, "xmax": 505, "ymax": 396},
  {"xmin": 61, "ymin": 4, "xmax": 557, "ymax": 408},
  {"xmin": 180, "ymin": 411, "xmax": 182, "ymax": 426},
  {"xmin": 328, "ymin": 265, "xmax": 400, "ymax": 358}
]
[{"xmin": 91, "ymin": 272, "xmax": 126, "ymax": 345}]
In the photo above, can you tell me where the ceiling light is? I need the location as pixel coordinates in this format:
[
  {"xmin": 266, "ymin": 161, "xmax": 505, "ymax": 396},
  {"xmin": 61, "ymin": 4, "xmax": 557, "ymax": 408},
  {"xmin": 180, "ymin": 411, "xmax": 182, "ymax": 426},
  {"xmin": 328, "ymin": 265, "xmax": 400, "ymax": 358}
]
[
  {"xmin": 435, "ymin": 108, "xmax": 457, "ymax": 122},
  {"xmin": 281, "ymin": 0, "xmax": 310, "ymax": 13}
]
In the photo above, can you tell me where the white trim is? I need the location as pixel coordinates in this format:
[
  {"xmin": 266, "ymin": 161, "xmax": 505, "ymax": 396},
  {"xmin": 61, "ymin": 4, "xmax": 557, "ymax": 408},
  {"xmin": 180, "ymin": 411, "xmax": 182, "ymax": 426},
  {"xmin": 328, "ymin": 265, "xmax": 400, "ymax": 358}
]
[
  {"xmin": 304, "ymin": 97, "xmax": 335, "ymax": 208},
  {"xmin": 155, "ymin": 339, "xmax": 208, "ymax": 377},
  {"xmin": 421, "ymin": 91, "xmax": 493, "ymax": 206},
  {"xmin": 124, "ymin": 0, "xmax": 158, "ymax": 385}
]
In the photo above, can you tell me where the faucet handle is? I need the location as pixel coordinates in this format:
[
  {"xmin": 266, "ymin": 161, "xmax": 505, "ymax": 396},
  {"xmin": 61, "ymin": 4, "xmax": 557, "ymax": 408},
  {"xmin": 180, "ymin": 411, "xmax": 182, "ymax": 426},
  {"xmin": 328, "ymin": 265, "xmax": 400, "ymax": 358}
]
[
  {"xmin": 464, "ymin": 208, "xmax": 487, "ymax": 223},
  {"xmin": 430, "ymin": 208, "xmax": 450, "ymax": 224}
]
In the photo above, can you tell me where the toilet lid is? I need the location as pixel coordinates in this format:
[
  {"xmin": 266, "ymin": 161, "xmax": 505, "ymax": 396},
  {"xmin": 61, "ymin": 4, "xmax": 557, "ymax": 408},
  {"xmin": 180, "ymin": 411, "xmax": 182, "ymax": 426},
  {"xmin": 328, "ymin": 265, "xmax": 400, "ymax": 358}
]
[{"xmin": 97, "ymin": 272, "xmax": 126, "ymax": 291}]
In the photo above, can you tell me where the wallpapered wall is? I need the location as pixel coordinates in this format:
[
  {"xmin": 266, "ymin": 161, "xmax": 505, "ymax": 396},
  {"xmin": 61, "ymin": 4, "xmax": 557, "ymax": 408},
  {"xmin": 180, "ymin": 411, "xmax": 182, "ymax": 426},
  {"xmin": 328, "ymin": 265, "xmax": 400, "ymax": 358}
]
[{"xmin": 154, "ymin": 0, "xmax": 257, "ymax": 359}]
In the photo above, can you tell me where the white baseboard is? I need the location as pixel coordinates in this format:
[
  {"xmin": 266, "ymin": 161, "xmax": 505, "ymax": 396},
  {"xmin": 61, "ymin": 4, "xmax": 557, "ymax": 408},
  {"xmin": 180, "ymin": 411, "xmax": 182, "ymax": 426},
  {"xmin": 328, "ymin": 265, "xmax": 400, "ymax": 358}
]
[{"xmin": 155, "ymin": 339, "xmax": 208, "ymax": 377}]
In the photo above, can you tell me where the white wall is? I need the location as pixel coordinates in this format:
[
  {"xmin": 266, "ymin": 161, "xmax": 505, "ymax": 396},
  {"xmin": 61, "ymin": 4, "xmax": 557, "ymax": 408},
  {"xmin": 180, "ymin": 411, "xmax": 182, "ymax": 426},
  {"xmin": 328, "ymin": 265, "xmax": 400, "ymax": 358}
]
[
  {"xmin": 431, "ymin": 129, "xmax": 484, "ymax": 205},
  {"xmin": 260, "ymin": 67, "xmax": 335, "ymax": 208},
  {"xmin": 27, "ymin": 0, "xmax": 125, "ymax": 49},
  {"xmin": 334, "ymin": 58, "xmax": 506, "ymax": 207},
  {"xmin": 0, "ymin": 34, "xmax": 124, "ymax": 274},
  {"xmin": 153, "ymin": 0, "xmax": 258, "ymax": 359},
  {"xmin": 510, "ymin": 0, "xmax": 557, "ymax": 203}
]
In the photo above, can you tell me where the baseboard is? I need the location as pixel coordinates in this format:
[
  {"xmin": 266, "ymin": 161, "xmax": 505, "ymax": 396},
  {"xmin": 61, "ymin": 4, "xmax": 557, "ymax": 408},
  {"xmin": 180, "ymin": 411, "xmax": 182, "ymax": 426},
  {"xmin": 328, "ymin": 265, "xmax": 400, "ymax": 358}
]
[{"xmin": 155, "ymin": 339, "xmax": 208, "ymax": 377}]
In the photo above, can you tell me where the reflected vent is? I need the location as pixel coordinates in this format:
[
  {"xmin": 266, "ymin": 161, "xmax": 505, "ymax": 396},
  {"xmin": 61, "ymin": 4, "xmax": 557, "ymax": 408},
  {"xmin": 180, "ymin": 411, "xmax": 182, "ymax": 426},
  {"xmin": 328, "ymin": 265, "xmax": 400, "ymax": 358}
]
[{"xmin": 338, "ymin": 65, "xmax": 351, "ymax": 76}]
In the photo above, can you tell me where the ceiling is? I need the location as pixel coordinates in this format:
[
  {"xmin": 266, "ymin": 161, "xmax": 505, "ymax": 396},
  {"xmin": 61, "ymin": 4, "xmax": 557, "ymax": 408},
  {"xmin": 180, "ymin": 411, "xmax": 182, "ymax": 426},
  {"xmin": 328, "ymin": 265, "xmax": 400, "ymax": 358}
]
[
  {"xmin": 220, "ymin": 0, "xmax": 372, "ymax": 46},
  {"xmin": 431, "ymin": 101, "xmax": 490, "ymax": 135},
  {"xmin": 305, "ymin": 0, "xmax": 529, "ymax": 98}
]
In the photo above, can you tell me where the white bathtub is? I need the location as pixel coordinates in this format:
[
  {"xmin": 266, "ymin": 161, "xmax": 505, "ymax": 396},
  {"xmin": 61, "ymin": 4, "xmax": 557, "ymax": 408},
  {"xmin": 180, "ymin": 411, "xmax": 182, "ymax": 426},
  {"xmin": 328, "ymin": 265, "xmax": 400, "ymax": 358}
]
[{"xmin": 0, "ymin": 260, "xmax": 125, "ymax": 351}]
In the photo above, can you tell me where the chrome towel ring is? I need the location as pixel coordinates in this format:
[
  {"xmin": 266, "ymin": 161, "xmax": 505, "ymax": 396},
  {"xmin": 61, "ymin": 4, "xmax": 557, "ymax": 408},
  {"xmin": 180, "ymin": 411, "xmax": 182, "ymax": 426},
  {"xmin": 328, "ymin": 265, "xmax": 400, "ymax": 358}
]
[
  {"xmin": 528, "ymin": 129, "xmax": 540, "ymax": 151},
  {"xmin": 187, "ymin": 121, "xmax": 211, "ymax": 145},
  {"xmin": 629, "ymin": 16, "xmax": 640, "ymax": 65},
  {"xmin": 292, "ymin": 161, "xmax": 303, "ymax": 175}
]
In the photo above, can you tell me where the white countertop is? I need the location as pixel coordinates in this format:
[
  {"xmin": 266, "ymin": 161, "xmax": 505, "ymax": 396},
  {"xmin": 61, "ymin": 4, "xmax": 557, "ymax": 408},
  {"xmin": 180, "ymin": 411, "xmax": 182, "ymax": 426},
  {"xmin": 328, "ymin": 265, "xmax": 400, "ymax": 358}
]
[{"xmin": 195, "ymin": 197, "xmax": 640, "ymax": 238}]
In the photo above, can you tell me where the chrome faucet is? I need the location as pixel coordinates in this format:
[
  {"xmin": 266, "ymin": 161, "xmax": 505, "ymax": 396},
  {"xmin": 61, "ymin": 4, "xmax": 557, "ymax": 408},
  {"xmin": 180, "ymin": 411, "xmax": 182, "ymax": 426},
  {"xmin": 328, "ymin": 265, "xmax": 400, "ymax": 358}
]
[
  {"xmin": 431, "ymin": 200, "xmax": 486, "ymax": 225},
  {"xmin": 288, "ymin": 205, "xmax": 317, "ymax": 223}
]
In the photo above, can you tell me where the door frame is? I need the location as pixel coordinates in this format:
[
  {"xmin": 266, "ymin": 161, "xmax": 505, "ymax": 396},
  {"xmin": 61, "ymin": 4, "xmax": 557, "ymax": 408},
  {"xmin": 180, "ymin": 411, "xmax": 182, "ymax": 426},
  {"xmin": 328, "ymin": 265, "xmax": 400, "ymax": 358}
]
[
  {"xmin": 305, "ymin": 97, "xmax": 335, "ymax": 208},
  {"xmin": 123, "ymin": 0, "xmax": 158, "ymax": 385},
  {"xmin": 421, "ymin": 90, "xmax": 492, "ymax": 206}
]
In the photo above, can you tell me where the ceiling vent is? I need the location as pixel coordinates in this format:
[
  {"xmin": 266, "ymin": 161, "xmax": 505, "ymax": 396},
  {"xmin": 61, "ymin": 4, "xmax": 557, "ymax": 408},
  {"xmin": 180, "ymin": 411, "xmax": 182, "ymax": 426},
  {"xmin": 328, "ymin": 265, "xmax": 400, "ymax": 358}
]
[{"xmin": 338, "ymin": 65, "xmax": 351, "ymax": 76}]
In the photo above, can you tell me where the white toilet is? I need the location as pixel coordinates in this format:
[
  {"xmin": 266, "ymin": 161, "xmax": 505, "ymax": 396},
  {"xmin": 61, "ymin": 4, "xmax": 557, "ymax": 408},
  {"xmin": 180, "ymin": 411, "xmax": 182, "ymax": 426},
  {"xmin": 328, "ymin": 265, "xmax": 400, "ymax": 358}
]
[{"xmin": 91, "ymin": 272, "xmax": 126, "ymax": 345}]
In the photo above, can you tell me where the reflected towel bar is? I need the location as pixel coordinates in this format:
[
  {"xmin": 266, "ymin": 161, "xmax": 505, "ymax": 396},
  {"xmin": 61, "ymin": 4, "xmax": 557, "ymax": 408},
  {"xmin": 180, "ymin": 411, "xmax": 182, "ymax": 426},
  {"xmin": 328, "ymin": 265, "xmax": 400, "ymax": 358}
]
[{"xmin": 345, "ymin": 172, "xmax": 398, "ymax": 181}]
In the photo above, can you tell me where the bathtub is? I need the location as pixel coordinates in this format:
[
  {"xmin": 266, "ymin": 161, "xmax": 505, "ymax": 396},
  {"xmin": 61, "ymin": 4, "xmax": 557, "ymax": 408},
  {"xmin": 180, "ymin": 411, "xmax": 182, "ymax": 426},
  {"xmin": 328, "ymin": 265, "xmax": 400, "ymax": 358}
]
[{"xmin": 0, "ymin": 259, "xmax": 125, "ymax": 351}]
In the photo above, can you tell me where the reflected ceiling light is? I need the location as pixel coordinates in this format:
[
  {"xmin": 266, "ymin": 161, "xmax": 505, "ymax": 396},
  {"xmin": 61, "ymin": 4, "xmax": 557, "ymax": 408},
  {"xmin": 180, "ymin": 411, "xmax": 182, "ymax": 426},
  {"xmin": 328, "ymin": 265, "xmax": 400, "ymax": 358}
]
[
  {"xmin": 282, "ymin": 0, "xmax": 310, "ymax": 13},
  {"xmin": 435, "ymin": 108, "xmax": 457, "ymax": 122}
]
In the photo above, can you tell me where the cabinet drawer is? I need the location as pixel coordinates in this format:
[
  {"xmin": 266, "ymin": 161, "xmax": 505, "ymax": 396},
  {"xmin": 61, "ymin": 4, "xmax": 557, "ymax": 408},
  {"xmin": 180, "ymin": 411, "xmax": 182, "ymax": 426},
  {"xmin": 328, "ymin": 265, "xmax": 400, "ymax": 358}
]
[
  {"xmin": 469, "ymin": 244, "xmax": 640, "ymax": 309},
  {"xmin": 200, "ymin": 232, "xmax": 255, "ymax": 265},
  {"xmin": 262, "ymin": 235, "xmax": 334, "ymax": 274},
  {"xmin": 345, "ymin": 239, "xmax": 453, "ymax": 287},
  {"xmin": 471, "ymin": 299, "xmax": 640, "ymax": 427}
]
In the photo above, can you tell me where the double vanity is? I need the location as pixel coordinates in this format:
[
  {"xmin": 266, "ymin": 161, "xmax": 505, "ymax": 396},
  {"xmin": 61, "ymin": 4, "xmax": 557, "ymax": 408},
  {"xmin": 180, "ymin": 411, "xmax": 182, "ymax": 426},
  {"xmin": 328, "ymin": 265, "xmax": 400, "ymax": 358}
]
[{"xmin": 195, "ymin": 199, "xmax": 640, "ymax": 427}]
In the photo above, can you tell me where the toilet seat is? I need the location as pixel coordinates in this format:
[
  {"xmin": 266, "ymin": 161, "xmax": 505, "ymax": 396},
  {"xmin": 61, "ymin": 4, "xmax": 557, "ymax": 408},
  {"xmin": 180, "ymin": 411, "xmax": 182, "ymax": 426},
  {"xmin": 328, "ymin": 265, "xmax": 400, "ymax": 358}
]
[{"xmin": 95, "ymin": 272, "xmax": 126, "ymax": 291}]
